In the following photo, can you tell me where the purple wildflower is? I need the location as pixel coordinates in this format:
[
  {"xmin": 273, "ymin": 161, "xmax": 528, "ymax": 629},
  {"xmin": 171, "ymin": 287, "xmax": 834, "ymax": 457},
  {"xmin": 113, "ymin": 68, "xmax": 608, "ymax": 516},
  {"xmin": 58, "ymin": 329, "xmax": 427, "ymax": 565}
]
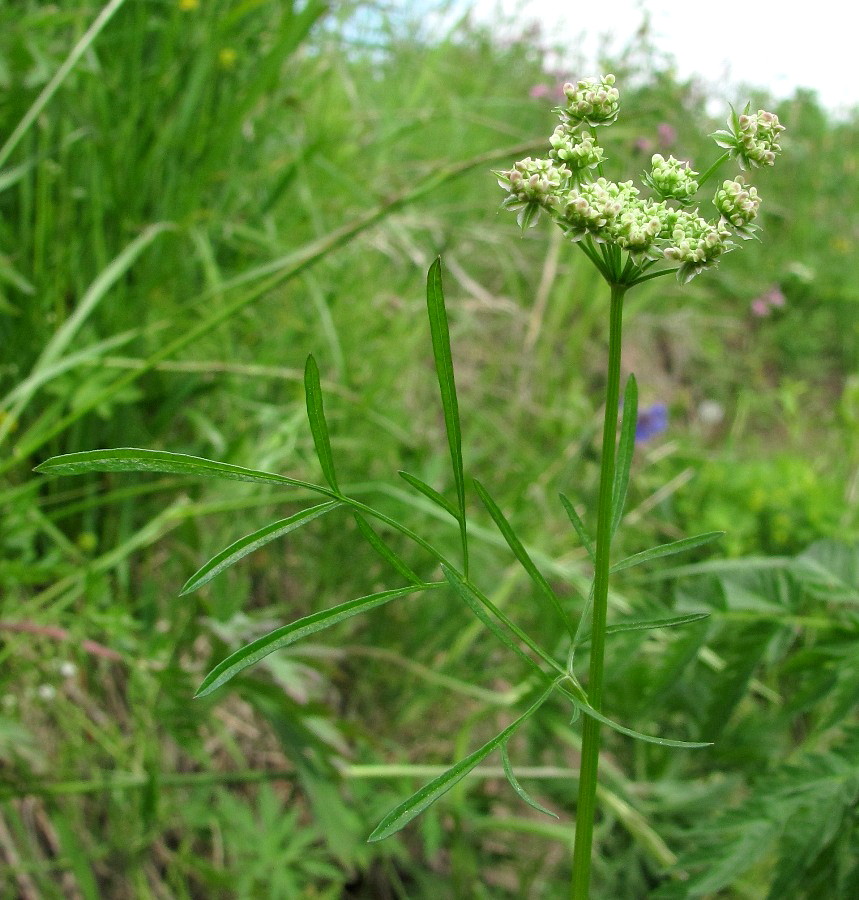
[
  {"xmin": 635, "ymin": 403, "xmax": 668, "ymax": 443},
  {"xmin": 750, "ymin": 284, "xmax": 786, "ymax": 317},
  {"xmin": 657, "ymin": 123, "xmax": 677, "ymax": 148}
]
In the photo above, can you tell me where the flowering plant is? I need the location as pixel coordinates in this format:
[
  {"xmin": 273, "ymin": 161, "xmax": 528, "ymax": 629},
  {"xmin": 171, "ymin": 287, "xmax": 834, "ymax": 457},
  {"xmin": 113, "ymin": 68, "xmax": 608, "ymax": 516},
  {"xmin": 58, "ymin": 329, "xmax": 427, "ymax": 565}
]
[
  {"xmin": 497, "ymin": 75, "xmax": 785, "ymax": 897},
  {"xmin": 496, "ymin": 75, "xmax": 784, "ymax": 285}
]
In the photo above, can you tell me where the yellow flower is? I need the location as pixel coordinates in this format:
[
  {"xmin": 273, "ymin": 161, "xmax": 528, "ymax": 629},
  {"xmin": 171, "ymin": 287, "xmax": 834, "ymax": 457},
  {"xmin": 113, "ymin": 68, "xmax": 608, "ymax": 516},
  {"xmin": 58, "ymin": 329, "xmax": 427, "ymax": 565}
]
[
  {"xmin": 178, "ymin": 0, "xmax": 200, "ymax": 11},
  {"xmin": 218, "ymin": 48, "xmax": 238, "ymax": 69}
]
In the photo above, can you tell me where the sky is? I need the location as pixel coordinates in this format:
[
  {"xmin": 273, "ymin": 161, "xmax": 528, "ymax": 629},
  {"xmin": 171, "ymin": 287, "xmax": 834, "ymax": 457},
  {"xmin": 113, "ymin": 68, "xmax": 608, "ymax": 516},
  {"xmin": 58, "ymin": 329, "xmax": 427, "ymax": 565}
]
[{"xmin": 457, "ymin": 0, "xmax": 859, "ymax": 114}]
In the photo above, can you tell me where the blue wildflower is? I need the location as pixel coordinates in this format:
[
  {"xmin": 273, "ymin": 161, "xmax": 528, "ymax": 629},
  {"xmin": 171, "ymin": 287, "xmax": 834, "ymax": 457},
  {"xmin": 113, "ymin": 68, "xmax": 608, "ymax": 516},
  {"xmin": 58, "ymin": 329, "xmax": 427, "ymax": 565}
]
[{"xmin": 635, "ymin": 403, "xmax": 668, "ymax": 443}]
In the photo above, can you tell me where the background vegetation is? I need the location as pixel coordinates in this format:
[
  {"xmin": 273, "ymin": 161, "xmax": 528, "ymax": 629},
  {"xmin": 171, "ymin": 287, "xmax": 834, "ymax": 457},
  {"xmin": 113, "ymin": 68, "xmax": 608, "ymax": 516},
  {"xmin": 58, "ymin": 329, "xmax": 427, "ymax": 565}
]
[{"xmin": 1, "ymin": 1, "xmax": 857, "ymax": 896}]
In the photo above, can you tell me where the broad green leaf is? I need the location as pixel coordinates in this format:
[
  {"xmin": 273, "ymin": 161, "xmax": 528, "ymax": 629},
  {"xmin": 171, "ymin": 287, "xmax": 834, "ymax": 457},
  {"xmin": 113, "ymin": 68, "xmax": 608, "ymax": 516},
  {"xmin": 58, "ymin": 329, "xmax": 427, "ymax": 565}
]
[
  {"xmin": 559, "ymin": 493, "xmax": 596, "ymax": 563},
  {"xmin": 426, "ymin": 259, "xmax": 468, "ymax": 573},
  {"xmin": 442, "ymin": 566, "xmax": 566, "ymax": 677},
  {"xmin": 500, "ymin": 743, "xmax": 559, "ymax": 819},
  {"xmin": 474, "ymin": 480, "xmax": 573, "ymax": 636},
  {"xmin": 196, "ymin": 584, "xmax": 439, "ymax": 698},
  {"xmin": 180, "ymin": 501, "xmax": 342, "ymax": 595},
  {"xmin": 354, "ymin": 514, "xmax": 422, "ymax": 585},
  {"xmin": 368, "ymin": 684, "xmax": 556, "ymax": 841},
  {"xmin": 577, "ymin": 613, "xmax": 711, "ymax": 643},
  {"xmin": 398, "ymin": 470, "xmax": 459, "ymax": 519},
  {"xmin": 304, "ymin": 355, "xmax": 339, "ymax": 491},
  {"xmin": 610, "ymin": 532, "xmax": 725, "ymax": 573},
  {"xmin": 35, "ymin": 448, "xmax": 327, "ymax": 493},
  {"xmin": 564, "ymin": 683, "xmax": 712, "ymax": 748},
  {"xmin": 611, "ymin": 374, "xmax": 638, "ymax": 536}
]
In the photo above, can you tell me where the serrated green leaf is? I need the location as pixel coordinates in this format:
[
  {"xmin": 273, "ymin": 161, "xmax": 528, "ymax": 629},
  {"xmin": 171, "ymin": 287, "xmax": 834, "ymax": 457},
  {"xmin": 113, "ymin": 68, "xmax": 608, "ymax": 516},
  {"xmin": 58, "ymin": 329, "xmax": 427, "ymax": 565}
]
[
  {"xmin": 559, "ymin": 493, "xmax": 596, "ymax": 563},
  {"xmin": 180, "ymin": 501, "xmax": 342, "ymax": 595},
  {"xmin": 564, "ymin": 682, "xmax": 712, "ymax": 748},
  {"xmin": 611, "ymin": 374, "xmax": 637, "ymax": 536},
  {"xmin": 304, "ymin": 355, "xmax": 339, "ymax": 491},
  {"xmin": 367, "ymin": 683, "xmax": 556, "ymax": 842},
  {"xmin": 34, "ymin": 448, "xmax": 326, "ymax": 491},
  {"xmin": 474, "ymin": 479, "xmax": 573, "ymax": 636},
  {"xmin": 610, "ymin": 532, "xmax": 725, "ymax": 573},
  {"xmin": 500, "ymin": 742, "xmax": 559, "ymax": 819},
  {"xmin": 354, "ymin": 514, "xmax": 422, "ymax": 585},
  {"xmin": 426, "ymin": 259, "xmax": 468, "ymax": 573},
  {"xmin": 196, "ymin": 583, "xmax": 439, "ymax": 698},
  {"xmin": 398, "ymin": 470, "xmax": 459, "ymax": 519}
]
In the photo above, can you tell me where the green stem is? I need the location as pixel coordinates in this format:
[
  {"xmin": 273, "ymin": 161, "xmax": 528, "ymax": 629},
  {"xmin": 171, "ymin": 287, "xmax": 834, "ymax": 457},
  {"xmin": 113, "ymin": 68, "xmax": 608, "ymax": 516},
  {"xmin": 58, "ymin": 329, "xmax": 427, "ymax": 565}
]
[{"xmin": 570, "ymin": 282, "xmax": 626, "ymax": 898}]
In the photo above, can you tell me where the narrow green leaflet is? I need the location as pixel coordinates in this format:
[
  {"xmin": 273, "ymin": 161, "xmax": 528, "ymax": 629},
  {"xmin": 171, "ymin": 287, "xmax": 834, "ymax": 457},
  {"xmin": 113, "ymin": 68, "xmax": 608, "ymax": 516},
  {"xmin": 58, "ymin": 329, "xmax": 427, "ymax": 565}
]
[
  {"xmin": 577, "ymin": 612, "xmax": 711, "ymax": 643},
  {"xmin": 610, "ymin": 531, "xmax": 725, "ymax": 573},
  {"xmin": 426, "ymin": 259, "xmax": 468, "ymax": 574},
  {"xmin": 180, "ymin": 502, "xmax": 343, "ymax": 595},
  {"xmin": 474, "ymin": 479, "xmax": 573, "ymax": 637},
  {"xmin": 353, "ymin": 514, "xmax": 422, "ymax": 585},
  {"xmin": 563, "ymin": 683, "xmax": 712, "ymax": 749},
  {"xmin": 398, "ymin": 470, "xmax": 459, "ymax": 519},
  {"xmin": 442, "ymin": 566, "xmax": 566, "ymax": 677},
  {"xmin": 559, "ymin": 493, "xmax": 596, "ymax": 563},
  {"xmin": 34, "ymin": 448, "xmax": 327, "ymax": 492},
  {"xmin": 195, "ymin": 583, "xmax": 440, "ymax": 698},
  {"xmin": 304, "ymin": 355, "xmax": 339, "ymax": 491},
  {"xmin": 611, "ymin": 374, "xmax": 638, "ymax": 536},
  {"xmin": 368, "ymin": 683, "xmax": 557, "ymax": 842},
  {"xmin": 500, "ymin": 742, "xmax": 559, "ymax": 819}
]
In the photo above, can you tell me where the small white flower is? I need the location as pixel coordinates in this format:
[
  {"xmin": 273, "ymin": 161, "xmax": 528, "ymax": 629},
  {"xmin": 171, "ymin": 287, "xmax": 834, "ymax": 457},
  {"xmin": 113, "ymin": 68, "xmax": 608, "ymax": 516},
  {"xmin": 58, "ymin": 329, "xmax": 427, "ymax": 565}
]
[
  {"xmin": 643, "ymin": 154, "xmax": 699, "ymax": 203},
  {"xmin": 37, "ymin": 684, "xmax": 57, "ymax": 701},
  {"xmin": 714, "ymin": 176, "xmax": 761, "ymax": 238},
  {"xmin": 59, "ymin": 661, "xmax": 78, "ymax": 679},
  {"xmin": 560, "ymin": 74, "xmax": 620, "ymax": 127},
  {"xmin": 713, "ymin": 106, "xmax": 785, "ymax": 170}
]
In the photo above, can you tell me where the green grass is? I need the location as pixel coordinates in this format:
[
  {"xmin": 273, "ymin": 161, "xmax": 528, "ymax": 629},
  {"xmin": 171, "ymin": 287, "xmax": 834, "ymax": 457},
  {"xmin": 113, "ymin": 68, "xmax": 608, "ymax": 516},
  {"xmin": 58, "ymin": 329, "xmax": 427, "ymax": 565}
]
[{"xmin": 1, "ymin": 1, "xmax": 858, "ymax": 896}]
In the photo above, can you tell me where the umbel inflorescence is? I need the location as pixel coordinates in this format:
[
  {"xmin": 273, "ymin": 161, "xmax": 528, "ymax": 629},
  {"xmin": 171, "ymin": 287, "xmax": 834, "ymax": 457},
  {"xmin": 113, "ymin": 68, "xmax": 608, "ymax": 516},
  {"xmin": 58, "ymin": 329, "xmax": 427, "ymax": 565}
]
[{"xmin": 497, "ymin": 74, "xmax": 785, "ymax": 284}]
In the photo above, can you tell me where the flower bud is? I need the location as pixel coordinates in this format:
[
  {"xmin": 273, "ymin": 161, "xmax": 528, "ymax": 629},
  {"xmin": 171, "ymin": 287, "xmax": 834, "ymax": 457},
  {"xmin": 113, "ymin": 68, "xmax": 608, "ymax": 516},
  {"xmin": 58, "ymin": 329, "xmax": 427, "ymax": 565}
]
[{"xmin": 560, "ymin": 75, "xmax": 620, "ymax": 127}]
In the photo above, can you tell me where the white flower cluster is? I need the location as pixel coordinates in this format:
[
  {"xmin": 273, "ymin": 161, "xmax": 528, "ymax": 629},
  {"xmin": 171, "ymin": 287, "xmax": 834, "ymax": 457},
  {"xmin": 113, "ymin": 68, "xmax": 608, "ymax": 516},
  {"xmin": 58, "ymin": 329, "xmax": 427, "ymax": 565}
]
[
  {"xmin": 714, "ymin": 177, "xmax": 761, "ymax": 238},
  {"xmin": 496, "ymin": 156, "xmax": 568, "ymax": 228},
  {"xmin": 559, "ymin": 178, "xmax": 638, "ymax": 242},
  {"xmin": 560, "ymin": 74, "xmax": 620, "ymax": 127},
  {"xmin": 643, "ymin": 154, "xmax": 699, "ymax": 203},
  {"xmin": 496, "ymin": 75, "xmax": 783, "ymax": 283},
  {"xmin": 663, "ymin": 212, "xmax": 733, "ymax": 283},
  {"xmin": 549, "ymin": 127, "xmax": 605, "ymax": 180},
  {"xmin": 714, "ymin": 106, "xmax": 786, "ymax": 169}
]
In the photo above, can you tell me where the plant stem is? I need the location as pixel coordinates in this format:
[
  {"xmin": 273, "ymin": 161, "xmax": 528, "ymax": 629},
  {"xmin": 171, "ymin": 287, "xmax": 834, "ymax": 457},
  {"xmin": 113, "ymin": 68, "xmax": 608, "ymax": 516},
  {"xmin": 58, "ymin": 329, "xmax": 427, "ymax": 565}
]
[{"xmin": 570, "ymin": 282, "xmax": 626, "ymax": 898}]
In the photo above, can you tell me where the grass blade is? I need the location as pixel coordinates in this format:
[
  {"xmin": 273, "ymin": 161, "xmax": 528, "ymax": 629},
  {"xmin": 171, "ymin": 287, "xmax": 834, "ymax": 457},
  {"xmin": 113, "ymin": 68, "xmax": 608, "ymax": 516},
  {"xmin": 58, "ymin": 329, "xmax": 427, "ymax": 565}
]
[
  {"xmin": 304, "ymin": 355, "xmax": 339, "ymax": 491},
  {"xmin": 611, "ymin": 374, "xmax": 638, "ymax": 536},
  {"xmin": 426, "ymin": 259, "xmax": 468, "ymax": 574},
  {"xmin": 34, "ymin": 448, "xmax": 328, "ymax": 492},
  {"xmin": 398, "ymin": 470, "xmax": 459, "ymax": 519},
  {"xmin": 196, "ymin": 583, "xmax": 440, "ymax": 698},
  {"xmin": 180, "ymin": 501, "xmax": 343, "ymax": 595},
  {"xmin": 474, "ymin": 479, "xmax": 573, "ymax": 637},
  {"xmin": 0, "ymin": 0, "xmax": 130, "ymax": 170},
  {"xmin": 559, "ymin": 493, "xmax": 596, "ymax": 563},
  {"xmin": 354, "ymin": 514, "xmax": 422, "ymax": 585},
  {"xmin": 367, "ymin": 683, "xmax": 556, "ymax": 842},
  {"xmin": 500, "ymin": 743, "xmax": 559, "ymax": 819},
  {"xmin": 610, "ymin": 532, "xmax": 725, "ymax": 573}
]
